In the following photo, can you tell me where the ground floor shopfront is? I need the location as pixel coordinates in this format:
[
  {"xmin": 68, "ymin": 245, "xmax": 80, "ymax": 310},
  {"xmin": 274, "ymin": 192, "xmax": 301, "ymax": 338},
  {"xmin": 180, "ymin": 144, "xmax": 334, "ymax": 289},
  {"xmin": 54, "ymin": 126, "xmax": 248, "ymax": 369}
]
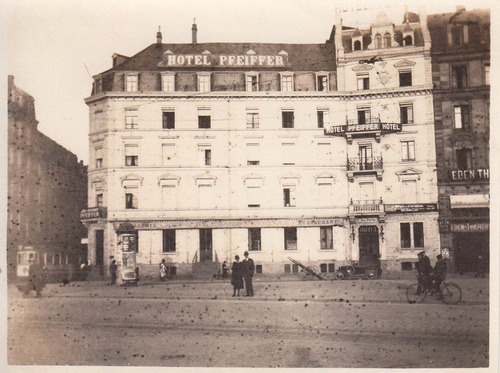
[{"xmin": 82, "ymin": 209, "xmax": 441, "ymax": 281}]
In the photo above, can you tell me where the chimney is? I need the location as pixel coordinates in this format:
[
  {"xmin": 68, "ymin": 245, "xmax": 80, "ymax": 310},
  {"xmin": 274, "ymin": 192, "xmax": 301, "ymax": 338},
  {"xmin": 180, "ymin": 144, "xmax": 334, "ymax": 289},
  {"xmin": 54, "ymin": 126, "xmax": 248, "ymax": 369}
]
[
  {"xmin": 192, "ymin": 19, "xmax": 197, "ymax": 44},
  {"xmin": 156, "ymin": 26, "xmax": 162, "ymax": 44}
]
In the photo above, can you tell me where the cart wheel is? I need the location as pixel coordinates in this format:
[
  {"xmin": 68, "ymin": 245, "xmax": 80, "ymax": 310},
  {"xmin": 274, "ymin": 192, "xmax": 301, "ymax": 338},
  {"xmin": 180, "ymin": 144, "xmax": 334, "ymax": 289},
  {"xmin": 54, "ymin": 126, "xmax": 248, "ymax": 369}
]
[
  {"xmin": 299, "ymin": 269, "xmax": 308, "ymax": 280},
  {"xmin": 335, "ymin": 270, "xmax": 345, "ymax": 280},
  {"xmin": 300, "ymin": 267, "xmax": 317, "ymax": 281},
  {"xmin": 345, "ymin": 266, "xmax": 355, "ymax": 276}
]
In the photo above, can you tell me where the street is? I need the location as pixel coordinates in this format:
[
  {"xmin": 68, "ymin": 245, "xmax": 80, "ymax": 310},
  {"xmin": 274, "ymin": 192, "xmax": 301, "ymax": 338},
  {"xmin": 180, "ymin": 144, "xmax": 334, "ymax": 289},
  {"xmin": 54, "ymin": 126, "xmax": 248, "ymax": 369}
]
[{"xmin": 7, "ymin": 276, "xmax": 489, "ymax": 368}]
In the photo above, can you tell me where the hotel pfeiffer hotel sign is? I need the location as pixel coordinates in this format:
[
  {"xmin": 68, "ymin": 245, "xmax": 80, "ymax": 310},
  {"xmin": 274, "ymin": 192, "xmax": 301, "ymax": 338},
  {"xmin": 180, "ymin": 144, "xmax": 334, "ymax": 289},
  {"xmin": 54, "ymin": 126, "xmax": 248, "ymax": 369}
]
[{"xmin": 159, "ymin": 51, "xmax": 290, "ymax": 68}]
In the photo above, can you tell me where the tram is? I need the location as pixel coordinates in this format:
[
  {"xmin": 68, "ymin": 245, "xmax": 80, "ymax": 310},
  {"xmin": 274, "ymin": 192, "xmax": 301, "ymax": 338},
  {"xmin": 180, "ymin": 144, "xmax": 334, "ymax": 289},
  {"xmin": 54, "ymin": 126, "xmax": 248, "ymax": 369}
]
[{"xmin": 16, "ymin": 246, "xmax": 84, "ymax": 282}]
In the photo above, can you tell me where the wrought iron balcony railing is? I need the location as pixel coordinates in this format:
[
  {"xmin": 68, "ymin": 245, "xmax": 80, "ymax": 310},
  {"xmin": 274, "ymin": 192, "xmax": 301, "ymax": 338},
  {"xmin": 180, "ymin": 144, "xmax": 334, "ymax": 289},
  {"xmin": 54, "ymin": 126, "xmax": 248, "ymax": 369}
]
[{"xmin": 347, "ymin": 156, "xmax": 383, "ymax": 171}]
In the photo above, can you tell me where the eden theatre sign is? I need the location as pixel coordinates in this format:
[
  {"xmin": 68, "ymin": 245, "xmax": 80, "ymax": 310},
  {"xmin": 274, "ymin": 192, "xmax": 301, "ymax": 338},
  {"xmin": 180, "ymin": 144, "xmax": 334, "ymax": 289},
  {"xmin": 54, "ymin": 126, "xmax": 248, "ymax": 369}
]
[
  {"xmin": 160, "ymin": 53, "xmax": 290, "ymax": 67},
  {"xmin": 450, "ymin": 169, "xmax": 489, "ymax": 181}
]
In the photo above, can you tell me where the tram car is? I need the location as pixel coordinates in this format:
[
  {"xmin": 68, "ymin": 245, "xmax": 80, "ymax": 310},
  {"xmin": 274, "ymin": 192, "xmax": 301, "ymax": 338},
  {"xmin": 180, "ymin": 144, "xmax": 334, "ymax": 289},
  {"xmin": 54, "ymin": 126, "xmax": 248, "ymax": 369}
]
[{"xmin": 16, "ymin": 246, "xmax": 84, "ymax": 283}]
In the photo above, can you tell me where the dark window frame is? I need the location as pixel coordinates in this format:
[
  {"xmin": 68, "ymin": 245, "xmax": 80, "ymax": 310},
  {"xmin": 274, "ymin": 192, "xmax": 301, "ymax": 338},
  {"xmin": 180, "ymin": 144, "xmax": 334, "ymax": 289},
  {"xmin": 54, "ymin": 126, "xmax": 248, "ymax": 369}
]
[
  {"xmin": 162, "ymin": 229, "xmax": 176, "ymax": 252},
  {"xmin": 282, "ymin": 111, "xmax": 294, "ymax": 128},
  {"xmin": 162, "ymin": 111, "xmax": 175, "ymax": 129},
  {"xmin": 198, "ymin": 115, "xmax": 211, "ymax": 129},
  {"xmin": 399, "ymin": 70, "xmax": 412, "ymax": 87}
]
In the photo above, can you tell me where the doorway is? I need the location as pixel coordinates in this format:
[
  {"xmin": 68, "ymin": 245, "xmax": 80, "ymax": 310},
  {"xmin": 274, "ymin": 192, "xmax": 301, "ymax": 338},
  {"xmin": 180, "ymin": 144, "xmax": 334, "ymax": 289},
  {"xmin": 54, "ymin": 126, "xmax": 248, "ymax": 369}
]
[
  {"xmin": 199, "ymin": 229, "xmax": 213, "ymax": 262},
  {"xmin": 95, "ymin": 230, "xmax": 104, "ymax": 266},
  {"xmin": 358, "ymin": 226, "xmax": 380, "ymax": 266}
]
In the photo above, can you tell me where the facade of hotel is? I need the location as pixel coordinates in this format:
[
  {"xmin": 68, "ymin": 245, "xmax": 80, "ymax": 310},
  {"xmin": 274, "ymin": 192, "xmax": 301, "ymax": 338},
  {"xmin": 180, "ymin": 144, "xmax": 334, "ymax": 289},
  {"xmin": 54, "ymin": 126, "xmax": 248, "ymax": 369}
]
[
  {"xmin": 427, "ymin": 8, "xmax": 490, "ymax": 273},
  {"xmin": 82, "ymin": 11, "xmax": 441, "ymax": 280},
  {"xmin": 8, "ymin": 76, "xmax": 88, "ymax": 278}
]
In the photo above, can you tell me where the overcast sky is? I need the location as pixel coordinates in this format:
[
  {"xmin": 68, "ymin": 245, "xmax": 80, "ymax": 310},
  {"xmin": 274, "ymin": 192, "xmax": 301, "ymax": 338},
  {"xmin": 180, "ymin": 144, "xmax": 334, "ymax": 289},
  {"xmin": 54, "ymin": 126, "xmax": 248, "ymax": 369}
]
[{"xmin": 5, "ymin": 0, "xmax": 491, "ymax": 164}]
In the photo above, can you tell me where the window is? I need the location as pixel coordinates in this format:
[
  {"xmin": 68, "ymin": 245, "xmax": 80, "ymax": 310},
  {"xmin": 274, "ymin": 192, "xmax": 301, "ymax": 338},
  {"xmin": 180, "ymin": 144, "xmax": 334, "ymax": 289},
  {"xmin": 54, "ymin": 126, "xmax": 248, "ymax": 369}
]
[
  {"xmin": 162, "ymin": 230, "xmax": 176, "ymax": 252},
  {"xmin": 401, "ymin": 262, "xmax": 413, "ymax": 271},
  {"xmin": 95, "ymin": 79, "xmax": 102, "ymax": 94},
  {"xmin": 96, "ymin": 194, "xmax": 103, "ymax": 207},
  {"xmin": 246, "ymin": 75, "xmax": 258, "ymax": 91},
  {"xmin": 125, "ymin": 75, "xmax": 138, "ymax": 92},
  {"xmin": 125, "ymin": 108, "xmax": 138, "ymax": 129},
  {"xmin": 454, "ymin": 105, "xmax": 470, "ymax": 130},
  {"xmin": 246, "ymin": 143, "xmax": 260, "ymax": 166},
  {"xmin": 162, "ymin": 73, "xmax": 175, "ymax": 92},
  {"xmin": 456, "ymin": 148, "xmax": 473, "ymax": 169},
  {"xmin": 384, "ymin": 33, "xmax": 392, "ymax": 47},
  {"xmin": 317, "ymin": 109, "xmax": 330, "ymax": 128},
  {"xmin": 450, "ymin": 25, "xmax": 465, "ymax": 45},
  {"xmin": 358, "ymin": 144, "xmax": 373, "ymax": 170},
  {"xmin": 125, "ymin": 192, "xmax": 138, "ymax": 209},
  {"xmin": 400, "ymin": 223, "xmax": 411, "ymax": 248},
  {"xmin": 162, "ymin": 143, "xmax": 176, "ymax": 165},
  {"xmin": 255, "ymin": 265, "xmax": 262, "ymax": 274},
  {"xmin": 125, "ymin": 145, "xmax": 138, "ymax": 166},
  {"xmin": 452, "ymin": 65, "xmax": 468, "ymax": 89},
  {"xmin": 96, "ymin": 158, "xmax": 103, "ymax": 169},
  {"xmin": 353, "ymin": 40, "xmax": 362, "ymax": 50},
  {"xmin": 204, "ymin": 149, "xmax": 211, "ymax": 166},
  {"xmin": 162, "ymin": 111, "xmax": 175, "ymax": 129},
  {"xmin": 282, "ymin": 143, "xmax": 295, "ymax": 165},
  {"xmin": 248, "ymin": 228, "xmax": 261, "ymax": 251},
  {"xmin": 317, "ymin": 75, "xmax": 328, "ymax": 91},
  {"xmin": 281, "ymin": 74, "xmax": 293, "ymax": 92},
  {"xmin": 399, "ymin": 70, "xmax": 412, "ymax": 87},
  {"xmin": 357, "ymin": 107, "xmax": 371, "ymax": 125},
  {"xmin": 283, "ymin": 186, "xmax": 296, "ymax": 207},
  {"xmin": 400, "ymin": 103, "xmax": 414, "ymax": 124},
  {"xmin": 198, "ymin": 108, "xmax": 211, "ymax": 129},
  {"xmin": 198, "ymin": 74, "xmax": 211, "ymax": 92},
  {"xmin": 357, "ymin": 74, "xmax": 369, "ymax": 90},
  {"xmin": 485, "ymin": 64, "xmax": 490, "ymax": 85},
  {"xmin": 401, "ymin": 141, "xmax": 415, "ymax": 162},
  {"xmin": 282, "ymin": 110, "xmax": 294, "ymax": 128},
  {"xmin": 246, "ymin": 110, "xmax": 259, "ymax": 128},
  {"xmin": 414, "ymin": 222, "xmax": 424, "ymax": 248},
  {"xmin": 284, "ymin": 227, "xmax": 297, "ymax": 250},
  {"xmin": 320, "ymin": 227, "xmax": 333, "ymax": 250},
  {"xmin": 403, "ymin": 35, "xmax": 413, "ymax": 46},
  {"xmin": 375, "ymin": 34, "xmax": 382, "ymax": 49},
  {"xmin": 198, "ymin": 145, "xmax": 212, "ymax": 166}
]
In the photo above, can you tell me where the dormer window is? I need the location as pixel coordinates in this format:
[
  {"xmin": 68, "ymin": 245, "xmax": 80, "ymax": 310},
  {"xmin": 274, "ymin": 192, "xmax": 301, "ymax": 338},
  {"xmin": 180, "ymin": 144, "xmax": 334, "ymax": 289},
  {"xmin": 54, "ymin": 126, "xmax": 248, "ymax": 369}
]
[
  {"xmin": 351, "ymin": 28, "xmax": 363, "ymax": 51},
  {"xmin": 245, "ymin": 73, "xmax": 259, "ymax": 92},
  {"xmin": 449, "ymin": 24, "xmax": 468, "ymax": 46},
  {"xmin": 125, "ymin": 74, "xmax": 138, "ymax": 92},
  {"xmin": 161, "ymin": 73, "xmax": 175, "ymax": 92},
  {"xmin": 353, "ymin": 40, "xmax": 362, "ymax": 51},
  {"xmin": 316, "ymin": 73, "xmax": 329, "ymax": 92},
  {"xmin": 197, "ymin": 73, "xmax": 211, "ymax": 93},
  {"xmin": 375, "ymin": 34, "xmax": 382, "ymax": 49},
  {"xmin": 384, "ymin": 33, "xmax": 391, "ymax": 48},
  {"xmin": 280, "ymin": 73, "xmax": 294, "ymax": 92},
  {"xmin": 403, "ymin": 35, "xmax": 413, "ymax": 45}
]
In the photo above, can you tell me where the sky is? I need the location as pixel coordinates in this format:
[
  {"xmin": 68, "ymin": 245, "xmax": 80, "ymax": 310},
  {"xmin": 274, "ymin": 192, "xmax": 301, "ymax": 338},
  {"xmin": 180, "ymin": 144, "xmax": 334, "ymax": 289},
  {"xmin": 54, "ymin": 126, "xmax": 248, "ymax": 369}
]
[{"xmin": 4, "ymin": 0, "xmax": 493, "ymax": 164}]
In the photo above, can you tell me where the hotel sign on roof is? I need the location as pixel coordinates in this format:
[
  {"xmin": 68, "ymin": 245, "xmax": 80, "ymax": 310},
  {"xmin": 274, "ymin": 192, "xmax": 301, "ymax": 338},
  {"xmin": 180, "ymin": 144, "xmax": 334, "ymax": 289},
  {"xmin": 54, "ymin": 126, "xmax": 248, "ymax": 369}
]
[{"xmin": 160, "ymin": 53, "xmax": 291, "ymax": 68}]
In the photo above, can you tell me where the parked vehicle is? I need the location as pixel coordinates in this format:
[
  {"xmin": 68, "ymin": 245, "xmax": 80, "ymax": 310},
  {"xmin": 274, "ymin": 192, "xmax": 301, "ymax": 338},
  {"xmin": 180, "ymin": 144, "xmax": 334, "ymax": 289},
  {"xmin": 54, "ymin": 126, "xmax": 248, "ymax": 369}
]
[{"xmin": 335, "ymin": 262, "xmax": 377, "ymax": 280}]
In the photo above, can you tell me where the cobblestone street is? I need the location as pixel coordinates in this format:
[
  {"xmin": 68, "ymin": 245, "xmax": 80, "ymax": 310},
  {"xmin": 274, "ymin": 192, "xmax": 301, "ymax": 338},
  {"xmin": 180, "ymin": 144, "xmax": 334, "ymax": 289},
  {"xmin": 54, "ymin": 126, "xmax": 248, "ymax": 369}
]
[{"xmin": 7, "ymin": 275, "xmax": 490, "ymax": 369}]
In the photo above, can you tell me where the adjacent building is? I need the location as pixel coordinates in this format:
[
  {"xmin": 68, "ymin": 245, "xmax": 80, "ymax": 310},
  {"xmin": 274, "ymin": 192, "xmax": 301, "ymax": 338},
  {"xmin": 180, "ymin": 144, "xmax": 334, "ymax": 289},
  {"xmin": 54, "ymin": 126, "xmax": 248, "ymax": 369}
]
[
  {"xmin": 7, "ymin": 75, "xmax": 88, "ymax": 278},
  {"xmin": 82, "ymin": 10, "xmax": 445, "ymax": 280},
  {"xmin": 428, "ymin": 7, "xmax": 490, "ymax": 273}
]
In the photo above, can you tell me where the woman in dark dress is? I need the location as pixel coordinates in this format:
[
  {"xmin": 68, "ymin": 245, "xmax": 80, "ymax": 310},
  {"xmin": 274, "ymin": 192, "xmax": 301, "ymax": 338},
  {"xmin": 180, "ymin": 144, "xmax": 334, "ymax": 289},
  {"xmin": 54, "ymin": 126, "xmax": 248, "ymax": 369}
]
[{"xmin": 231, "ymin": 255, "xmax": 244, "ymax": 297}]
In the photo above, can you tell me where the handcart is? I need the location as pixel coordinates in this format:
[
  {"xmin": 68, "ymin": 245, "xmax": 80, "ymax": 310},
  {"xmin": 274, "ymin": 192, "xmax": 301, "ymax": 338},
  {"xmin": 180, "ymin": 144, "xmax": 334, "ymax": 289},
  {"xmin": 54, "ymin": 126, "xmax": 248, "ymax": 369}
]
[{"xmin": 287, "ymin": 257, "xmax": 324, "ymax": 281}]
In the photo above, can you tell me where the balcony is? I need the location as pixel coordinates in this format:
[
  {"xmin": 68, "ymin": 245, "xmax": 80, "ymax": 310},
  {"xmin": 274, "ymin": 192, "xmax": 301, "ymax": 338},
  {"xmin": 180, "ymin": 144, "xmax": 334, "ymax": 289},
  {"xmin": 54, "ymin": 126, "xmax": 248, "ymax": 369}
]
[
  {"xmin": 347, "ymin": 156, "xmax": 383, "ymax": 181},
  {"xmin": 348, "ymin": 199, "xmax": 385, "ymax": 217},
  {"xmin": 80, "ymin": 207, "xmax": 107, "ymax": 221}
]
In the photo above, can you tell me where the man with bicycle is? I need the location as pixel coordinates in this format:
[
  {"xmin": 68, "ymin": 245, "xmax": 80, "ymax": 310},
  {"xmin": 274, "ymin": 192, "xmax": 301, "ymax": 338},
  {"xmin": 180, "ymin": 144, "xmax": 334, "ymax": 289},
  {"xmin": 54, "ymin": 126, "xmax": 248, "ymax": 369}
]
[
  {"xmin": 432, "ymin": 254, "xmax": 447, "ymax": 300},
  {"xmin": 416, "ymin": 251, "xmax": 432, "ymax": 295}
]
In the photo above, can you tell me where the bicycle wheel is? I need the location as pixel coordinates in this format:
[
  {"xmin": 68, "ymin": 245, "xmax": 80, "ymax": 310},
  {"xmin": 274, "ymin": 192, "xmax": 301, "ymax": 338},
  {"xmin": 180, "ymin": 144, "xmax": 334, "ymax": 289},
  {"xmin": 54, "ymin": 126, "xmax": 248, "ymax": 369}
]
[
  {"xmin": 440, "ymin": 282, "xmax": 462, "ymax": 304},
  {"xmin": 406, "ymin": 283, "xmax": 426, "ymax": 303}
]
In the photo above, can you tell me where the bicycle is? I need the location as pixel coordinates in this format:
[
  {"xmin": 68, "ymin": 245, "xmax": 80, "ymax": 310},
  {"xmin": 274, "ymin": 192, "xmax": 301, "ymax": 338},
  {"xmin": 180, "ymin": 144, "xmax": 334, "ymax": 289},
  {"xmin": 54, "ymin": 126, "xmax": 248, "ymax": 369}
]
[{"xmin": 406, "ymin": 278, "xmax": 462, "ymax": 305}]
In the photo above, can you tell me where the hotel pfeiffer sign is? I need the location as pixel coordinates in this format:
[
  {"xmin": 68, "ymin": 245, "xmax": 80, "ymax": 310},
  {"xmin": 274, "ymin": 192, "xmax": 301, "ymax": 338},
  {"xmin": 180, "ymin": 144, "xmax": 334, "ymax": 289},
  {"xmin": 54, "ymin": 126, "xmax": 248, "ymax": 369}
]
[{"xmin": 159, "ymin": 51, "xmax": 290, "ymax": 68}]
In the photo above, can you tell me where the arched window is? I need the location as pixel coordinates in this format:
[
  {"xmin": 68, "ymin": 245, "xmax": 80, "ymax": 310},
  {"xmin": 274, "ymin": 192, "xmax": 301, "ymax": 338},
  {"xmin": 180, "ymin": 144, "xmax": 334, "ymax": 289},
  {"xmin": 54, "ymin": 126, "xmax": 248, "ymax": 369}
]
[
  {"xmin": 404, "ymin": 35, "xmax": 413, "ymax": 46},
  {"xmin": 384, "ymin": 33, "xmax": 391, "ymax": 48},
  {"xmin": 375, "ymin": 34, "xmax": 382, "ymax": 49},
  {"xmin": 353, "ymin": 40, "xmax": 362, "ymax": 51}
]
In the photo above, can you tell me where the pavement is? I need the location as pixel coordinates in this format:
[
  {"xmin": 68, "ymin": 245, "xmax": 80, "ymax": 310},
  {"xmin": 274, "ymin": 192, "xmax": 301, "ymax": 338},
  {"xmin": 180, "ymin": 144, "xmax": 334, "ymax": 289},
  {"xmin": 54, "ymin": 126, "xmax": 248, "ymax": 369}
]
[{"xmin": 9, "ymin": 272, "xmax": 490, "ymax": 304}]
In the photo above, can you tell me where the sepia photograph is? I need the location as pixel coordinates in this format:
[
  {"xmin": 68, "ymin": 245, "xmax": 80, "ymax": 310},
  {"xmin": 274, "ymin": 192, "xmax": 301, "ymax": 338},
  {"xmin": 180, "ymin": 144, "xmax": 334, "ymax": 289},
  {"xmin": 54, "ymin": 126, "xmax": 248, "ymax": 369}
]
[{"xmin": 2, "ymin": 0, "xmax": 497, "ymax": 372}]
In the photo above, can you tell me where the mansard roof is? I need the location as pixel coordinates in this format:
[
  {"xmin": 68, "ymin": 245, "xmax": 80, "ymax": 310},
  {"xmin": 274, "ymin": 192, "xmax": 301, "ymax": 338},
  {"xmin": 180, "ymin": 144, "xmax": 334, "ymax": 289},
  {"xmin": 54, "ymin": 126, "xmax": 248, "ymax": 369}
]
[{"xmin": 101, "ymin": 42, "xmax": 336, "ymax": 75}]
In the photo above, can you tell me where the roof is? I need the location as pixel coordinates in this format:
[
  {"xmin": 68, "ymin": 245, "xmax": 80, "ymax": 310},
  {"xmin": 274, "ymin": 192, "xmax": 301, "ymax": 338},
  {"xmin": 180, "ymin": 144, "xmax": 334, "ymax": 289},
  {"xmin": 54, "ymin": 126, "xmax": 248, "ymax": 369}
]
[{"xmin": 101, "ymin": 42, "xmax": 336, "ymax": 75}]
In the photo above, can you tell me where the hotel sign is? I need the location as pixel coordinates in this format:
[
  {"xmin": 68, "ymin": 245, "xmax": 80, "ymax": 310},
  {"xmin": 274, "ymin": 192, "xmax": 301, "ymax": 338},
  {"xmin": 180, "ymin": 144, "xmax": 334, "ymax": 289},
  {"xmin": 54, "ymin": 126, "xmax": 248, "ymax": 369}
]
[
  {"xmin": 160, "ymin": 54, "xmax": 290, "ymax": 67},
  {"xmin": 385, "ymin": 204, "xmax": 438, "ymax": 213},
  {"xmin": 325, "ymin": 122, "xmax": 402, "ymax": 136},
  {"xmin": 450, "ymin": 169, "xmax": 489, "ymax": 181}
]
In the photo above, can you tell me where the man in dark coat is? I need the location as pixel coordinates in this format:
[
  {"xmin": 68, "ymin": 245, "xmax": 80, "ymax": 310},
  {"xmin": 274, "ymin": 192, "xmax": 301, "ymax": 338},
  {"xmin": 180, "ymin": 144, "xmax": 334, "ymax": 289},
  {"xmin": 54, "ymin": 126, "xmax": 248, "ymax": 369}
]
[
  {"xmin": 416, "ymin": 251, "xmax": 432, "ymax": 295},
  {"xmin": 433, "ymin": 254, "xmax": 447, "ymax": 299},
  {"xmin": 109, "ymin": 260, "xmax": 118, "ymax": 285},
  {"xmin": 28, "ymin": 261, "xmax": 46, "ymax": 297},
  {"xmin": 241, "ymin": 251, "xmax": 255, "ymax": 297}
]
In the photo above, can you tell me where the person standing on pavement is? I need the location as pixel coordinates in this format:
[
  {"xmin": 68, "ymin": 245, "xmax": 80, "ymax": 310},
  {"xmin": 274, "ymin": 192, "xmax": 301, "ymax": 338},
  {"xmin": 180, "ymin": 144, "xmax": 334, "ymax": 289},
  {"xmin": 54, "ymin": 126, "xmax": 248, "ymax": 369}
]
[
  {"xmin": 416, "ymin": 251, "xmax": 432, "ymax": 295},
  {"xmin": 28, "ymin": 260, "xmax": 46, "ymax": 297},
  {"xmin": 475, "ymin": 255, "xmax": 486, "ymax": 278},
  {"xmin": 432, "ymin": 254, "xmax": 447, "ymax": 299},
  {"xmin": 374, "ymin": 254, "xmax": 382, "ymax": 279},
  {"xmin": 109, "ymin": 260, "xmax": 118, "ymax": 285},
  {"xmin": 231, "ymin": 255, "xmax": 243, "ymax": 297},
  {"xmin": 241, "ymin": 251, "xmax": 255, "ymax": 297},
  {"xmin": 222, "ymin": 261, "xmax": 229, "ymax": 279},
  {"xmin": 159, "ymin": 259, "xmax": 168, "ymax": 281}
]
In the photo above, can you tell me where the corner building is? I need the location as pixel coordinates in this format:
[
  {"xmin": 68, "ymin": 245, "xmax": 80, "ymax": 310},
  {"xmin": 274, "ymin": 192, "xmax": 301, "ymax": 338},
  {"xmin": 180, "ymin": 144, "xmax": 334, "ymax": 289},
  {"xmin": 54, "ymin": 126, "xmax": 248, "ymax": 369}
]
[{"xmin": 82, "ymin": 12, "xmax": 440, "ymax": 280}]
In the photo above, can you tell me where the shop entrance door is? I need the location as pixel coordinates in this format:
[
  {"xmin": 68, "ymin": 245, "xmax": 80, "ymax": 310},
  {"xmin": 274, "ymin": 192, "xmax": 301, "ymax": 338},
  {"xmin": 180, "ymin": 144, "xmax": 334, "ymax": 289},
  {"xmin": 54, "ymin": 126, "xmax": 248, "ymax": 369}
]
[
  {"xmin": 199, "ymin": 229, "xmax": 213, "ymax": 262},
  {"xmin": 454, "ymin": 232, "xmax": 489, "ymax": 273},
  {"xmin": 358, "ymin": 226, "xmax": 379, "ymax": 266}
]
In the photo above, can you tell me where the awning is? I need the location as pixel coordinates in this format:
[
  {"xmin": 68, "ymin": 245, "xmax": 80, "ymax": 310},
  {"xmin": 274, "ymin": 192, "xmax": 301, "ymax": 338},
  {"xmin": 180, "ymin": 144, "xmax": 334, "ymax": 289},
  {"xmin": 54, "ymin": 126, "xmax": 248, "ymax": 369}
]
[{"xmin": 450, "ymin": 194, "xmax": 489, "ymax": 209}]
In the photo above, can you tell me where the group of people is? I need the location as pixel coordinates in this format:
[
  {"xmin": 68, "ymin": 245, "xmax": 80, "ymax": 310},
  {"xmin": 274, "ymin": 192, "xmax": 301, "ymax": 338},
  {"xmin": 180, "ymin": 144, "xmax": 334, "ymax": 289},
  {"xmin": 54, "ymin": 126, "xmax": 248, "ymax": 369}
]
[
  {"xmin": 416, "ymin": 251, "xmax": 447, "ymax": 299},
  {"xmin": 224, "ymin": 251, "xmax": 255, "ymax": 297}
]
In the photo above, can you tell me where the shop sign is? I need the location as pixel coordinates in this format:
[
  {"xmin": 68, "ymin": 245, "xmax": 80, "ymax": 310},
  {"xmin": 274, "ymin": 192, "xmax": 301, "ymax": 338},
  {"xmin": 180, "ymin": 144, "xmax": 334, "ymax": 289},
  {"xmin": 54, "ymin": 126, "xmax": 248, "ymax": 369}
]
[
  {"xmin": 162, "ymin": 54, "xmax": 290, "ymax": 67},
  {"xmin": 80, "ymin": 207, "xmax": 106, "ymax": 220},
  {"xmin": 121, "ymin": 217, "xmax": 345, "ymax": 230},
  {"xmin": 325, "ymin": 122, "xmax": 402, "ymax": 136},
  {"xmin": 450, "ymin": 169, "xmax": 489, "ymax": 181},
  {"xmin": 359, "ymin": 226, "xmax": 378, "ymax": 233},
  {"xmin": 450, "ymin": 222, "xmax": 489, "ymax": 232},
  {"xmin": 357, "ymin": 217, "xmax": 379, "ymax": 224},
  {"xmin": 385, "ymin": 203, "xmax": 437, "ymax": 213}
]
